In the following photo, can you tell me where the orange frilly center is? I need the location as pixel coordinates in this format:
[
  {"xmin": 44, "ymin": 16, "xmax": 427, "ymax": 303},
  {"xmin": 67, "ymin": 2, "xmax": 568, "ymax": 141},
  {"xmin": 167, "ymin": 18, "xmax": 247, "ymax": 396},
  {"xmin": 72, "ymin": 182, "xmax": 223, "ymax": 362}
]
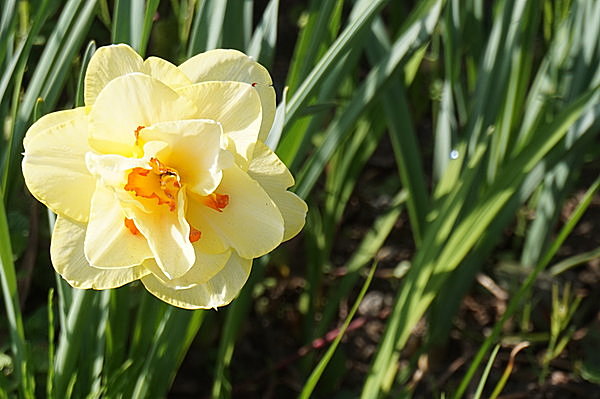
[
  {"xmin": 122, "ymin": 148, "xmax": 230, "ymax": 244},
  {"xmin": 124, "ymin": 157, "xmax": 181, "ymax": 212},
  {"xmin": 201, "ymin": 193, "xmax": 230, "ymax": 212}
]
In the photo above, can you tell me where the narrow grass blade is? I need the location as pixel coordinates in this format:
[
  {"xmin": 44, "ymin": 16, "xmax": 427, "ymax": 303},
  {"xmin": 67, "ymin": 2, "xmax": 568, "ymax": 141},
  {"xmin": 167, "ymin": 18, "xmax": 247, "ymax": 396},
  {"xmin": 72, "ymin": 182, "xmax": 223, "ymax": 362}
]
[
  {"xmin": 5, "ymin": 0, "xmax": 97, "ymax": 198},
  {"xmin": 0, "ymin": 189, "xmax": 34, "ymax": 398},
  {"xmin": 299, "ymin": 262, "xmax": 377, "ymax": 399},
  {"xmin": 265, "ymin": 86, "xmax": 287, "ymax": 151},
  {"xmin": 0, "ymin": 0, "xmax": 17, "ymax": 67},
  {"xmin": 549, "ymin": 247, "xmax": 600, "ymax": 276},
  {"xmin": 46, "ymin": 289, "xmax": 55, "ymax": 397},
  {"xmin": 187, "ymin": 0, "xmax": 229, "ymax": 56},
  {"xmin": 75, "ymin": 41, "xmax": 96, "ymax": 107},
  {"xmin": 0, "ymin": 0, "xmax": 53, "ymax": 200},
  {"xmin": 283, "ymin": 0, "xmax": 389, "ymax": 128},
  {"xmin": 112, "ymin": 0, "xmax": 156, "ymax": 53},
  {"xmin": 52, "ymin": 289, "xmax": 95, "ymax": 398},
  {"xmin": 317, "ymin": 191, "xmax": 406, "ymax": 337},
  {"xmin": 87, "ymin": 291, "xmax": 111, "ymax": 398},
  {"xmin": 362, "ymin": 82, "xmax": 599, "ymax": 398},
  {"xmin": 489, "ymin": 342, "xmax": 530, "ymax": 399},
  {"xmin": 112, "ymin": 0, "xmax": 132, "ymax": 44},
  {"xmin": 104, "ymin": 287, "xmax": 133, "ymax": 378},
  {"xmin": 472, "ymin": 344, "xmax": 500, "ymax": 399},
  {"xmin": 284, "ymin": 0, "xmax": 342, "ymax": 94},
  {"xmin": 38, "ymin": 0, "xmax": 98, "ymax": 109},
  {"xmin": 304, "ymin": 111, "xmax": 387, "ymax": 339},
  {"xmin": 247, "ymin": 0, "xmax": 278, "ymax": 67},
  {"xmin": 276, "ymin": 0, "xmax": 346, "ymax": 166},
  {"xmin": 211, "ymin": 257, "xmax": 268, "ymax": 399},
  {"xmin": 221, "ymin": 0, "xmax": 253, "ymax": 49},
  {"xmin": 519, "ymin": 1, "xmax": 600, "ymax": 267},
  {"xmin": 454, "ymin": 173, "xmax": 600, "ymax": 398},
  {"xmin": 364, "ymin": 14, "xmax": 431, "ymax": 246},
  {"xmin": 138, "ymin": 0, "xmax": 160, "ymax": 56},
  {"xmin": 130, "ymin": 306, "xmax": 205, "ymax": 398},
  {"xmin": 295, "ymin": 0, "xmax": 443, "ymax": 198}
]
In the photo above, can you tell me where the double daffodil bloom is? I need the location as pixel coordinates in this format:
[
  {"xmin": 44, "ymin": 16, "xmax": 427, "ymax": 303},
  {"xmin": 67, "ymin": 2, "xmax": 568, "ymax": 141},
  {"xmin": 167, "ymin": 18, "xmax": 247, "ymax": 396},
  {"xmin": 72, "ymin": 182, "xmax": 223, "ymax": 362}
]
[{"xmin": 22, "ymin": 44, "xmax": 307, "ymax": 309}]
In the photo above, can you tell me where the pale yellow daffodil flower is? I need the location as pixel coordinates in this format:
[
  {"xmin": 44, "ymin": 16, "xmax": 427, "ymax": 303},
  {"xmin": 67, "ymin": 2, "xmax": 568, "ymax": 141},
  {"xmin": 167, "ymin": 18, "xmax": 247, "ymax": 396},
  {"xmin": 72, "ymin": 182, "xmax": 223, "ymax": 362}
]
[{"xmin": 22, "ymin": 44, "xmax": 307, "ymax": 309}]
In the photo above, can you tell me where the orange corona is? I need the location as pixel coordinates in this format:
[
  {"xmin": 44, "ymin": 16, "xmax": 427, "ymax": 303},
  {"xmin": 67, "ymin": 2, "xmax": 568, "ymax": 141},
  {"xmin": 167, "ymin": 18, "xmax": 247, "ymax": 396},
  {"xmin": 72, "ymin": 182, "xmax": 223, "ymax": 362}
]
[{"xmin": 124, "ymin": 158, "xmax": 181, "ymax": 211}]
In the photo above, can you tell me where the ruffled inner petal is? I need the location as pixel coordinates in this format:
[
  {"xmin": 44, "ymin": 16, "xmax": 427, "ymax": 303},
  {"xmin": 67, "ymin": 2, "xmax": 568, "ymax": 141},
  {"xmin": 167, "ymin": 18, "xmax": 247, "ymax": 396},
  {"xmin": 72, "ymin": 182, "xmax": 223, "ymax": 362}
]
[
  {"xmin": 125, "ymin": 188, "xmax": 196, "ymax": 279},
  {"xmin": 176, "ymin": 81, "xmax": 262, "ymax": 163},
  {"xmin": 140, "ymin": 119, "xmax": 224, "ymax": 196}
]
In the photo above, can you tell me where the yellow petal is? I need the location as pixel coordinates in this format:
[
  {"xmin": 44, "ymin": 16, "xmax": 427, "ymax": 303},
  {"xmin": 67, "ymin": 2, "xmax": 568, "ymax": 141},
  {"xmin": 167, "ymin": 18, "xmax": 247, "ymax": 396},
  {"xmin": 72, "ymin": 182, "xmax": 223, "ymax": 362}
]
[
  {"xmin": 184, "ymin": 209, "xmax": 229, "ymax": 254},
  {"xmin": 248, "ymin": 142, "xmax": 307, "ymax": 241},
  {"xmin": 85, "ymin": 151, "xmax": 153, "ymax": 214},
  {"xmin": 126, "ymin": 189, "xmax": 196, "ymax": 279},
  {"xmin": 51, "ymin": 216, "xmax": 149, "ymax": 289},
  {"xmin": 176, "ymin": 81, "xmax": 262, "ymax": 163},
  {"xmin": 187, "ymin": 165, "xmax": 284, "ymax": 259},
  {"xmin": 84, "ymin": 184, "xmax": 153, "ymax": 268},
  {"xmin": 89, "ymin": 73, "xmax": 197, "ymax": 156},
  {"xmin": 84, "ymin": 44, "xmax": 144, "ymax": 106},
  {"xmin": 144, "ymin": 248, "xmax": 231, "ymax": 289},
  {"xmin": 178, "ymin": 49, "xmax": 275, "ymax": 142},
  {"xmin": 22, "ymin": 108, "xmax": 95, "ymax": 223},
  {"xmin": 140, "ymin": 119, "xmax": 223, "ymax": 195},
  {"xmin": 142, "ymin": 57, "xmax": 192, "ymax": 90},
  {"xmin": 85, "ymin": 151, "xmax": 147, "ymax": 188},
  {"xmin": 141, "ymin": 251, "xmax": 251, "ymax": 309}
]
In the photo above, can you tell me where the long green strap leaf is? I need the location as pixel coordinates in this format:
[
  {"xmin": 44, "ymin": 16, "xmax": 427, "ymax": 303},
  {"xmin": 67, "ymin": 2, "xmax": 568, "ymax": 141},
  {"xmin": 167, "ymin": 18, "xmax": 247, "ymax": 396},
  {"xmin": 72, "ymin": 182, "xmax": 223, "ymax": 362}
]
[
  {"xmin": 295, "ymin": 0, "xmax": 443, "ymax": 198},
  {"xmin": 299, "ymin": 262, "xmax": 377, "ymax": 399},
  {"xmin": 454, "ymin": 172, "xmax": 600, "ymax": 398},
  {"xmin": 0, "ymin": 189, "xmax": 34, "ymax": 398},
  {"xmin": 362, "ymin": 86, "xmax": 599, "ymax": 398},
  {"xmin": 246, "ymin": 0, "xmax": 279, "ymax": 67},
  {"xmin": 283, "ymin": 0, "xmax": 389, "ymax": 128}
]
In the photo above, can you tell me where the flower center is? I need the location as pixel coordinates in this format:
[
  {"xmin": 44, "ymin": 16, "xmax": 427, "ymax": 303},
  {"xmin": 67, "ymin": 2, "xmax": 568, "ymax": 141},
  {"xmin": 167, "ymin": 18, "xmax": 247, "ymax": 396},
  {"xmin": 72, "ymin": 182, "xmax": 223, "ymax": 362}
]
[{"xmin": 124, "ymin": 157, "xmax": 181, "ymax": 211}]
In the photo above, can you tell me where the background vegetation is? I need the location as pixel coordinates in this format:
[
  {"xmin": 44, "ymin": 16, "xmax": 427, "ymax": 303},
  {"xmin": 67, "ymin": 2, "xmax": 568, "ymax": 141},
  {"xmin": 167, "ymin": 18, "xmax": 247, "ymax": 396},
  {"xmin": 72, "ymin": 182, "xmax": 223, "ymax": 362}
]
[{"xmin": 1, "ymin": 0, "xmax": 599, "ymax": 397}]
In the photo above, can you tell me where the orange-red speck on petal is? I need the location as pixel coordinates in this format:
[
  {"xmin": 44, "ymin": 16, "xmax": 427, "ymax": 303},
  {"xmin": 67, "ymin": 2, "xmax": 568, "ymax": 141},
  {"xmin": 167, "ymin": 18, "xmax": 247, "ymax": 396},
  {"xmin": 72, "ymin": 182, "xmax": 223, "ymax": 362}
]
[
  {"xmin": 134, "ymin": 125, "xmax": 144, "ymax": 144},
  {"xmin": 124, "ymin": 218, "xmax": 141, "ymax": 235},
  {"xmin": 189, "ymin": 226, "xmax": 201, "ymax": 243},
  {"xmin": 202, "ymin": 193, "xmax": 229, "ymax": 212}
]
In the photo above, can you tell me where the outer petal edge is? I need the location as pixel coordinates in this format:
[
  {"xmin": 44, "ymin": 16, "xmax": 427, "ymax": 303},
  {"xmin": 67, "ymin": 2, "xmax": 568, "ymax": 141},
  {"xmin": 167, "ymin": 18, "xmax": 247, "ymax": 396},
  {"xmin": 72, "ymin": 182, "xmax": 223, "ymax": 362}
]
[
  {"xmin": 51, "ymin": 216, "xmax": 149, "ymax": 289},
  {"xmin": 141, "ymin": 252, "xmax": 252, "ymax": 309}
]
